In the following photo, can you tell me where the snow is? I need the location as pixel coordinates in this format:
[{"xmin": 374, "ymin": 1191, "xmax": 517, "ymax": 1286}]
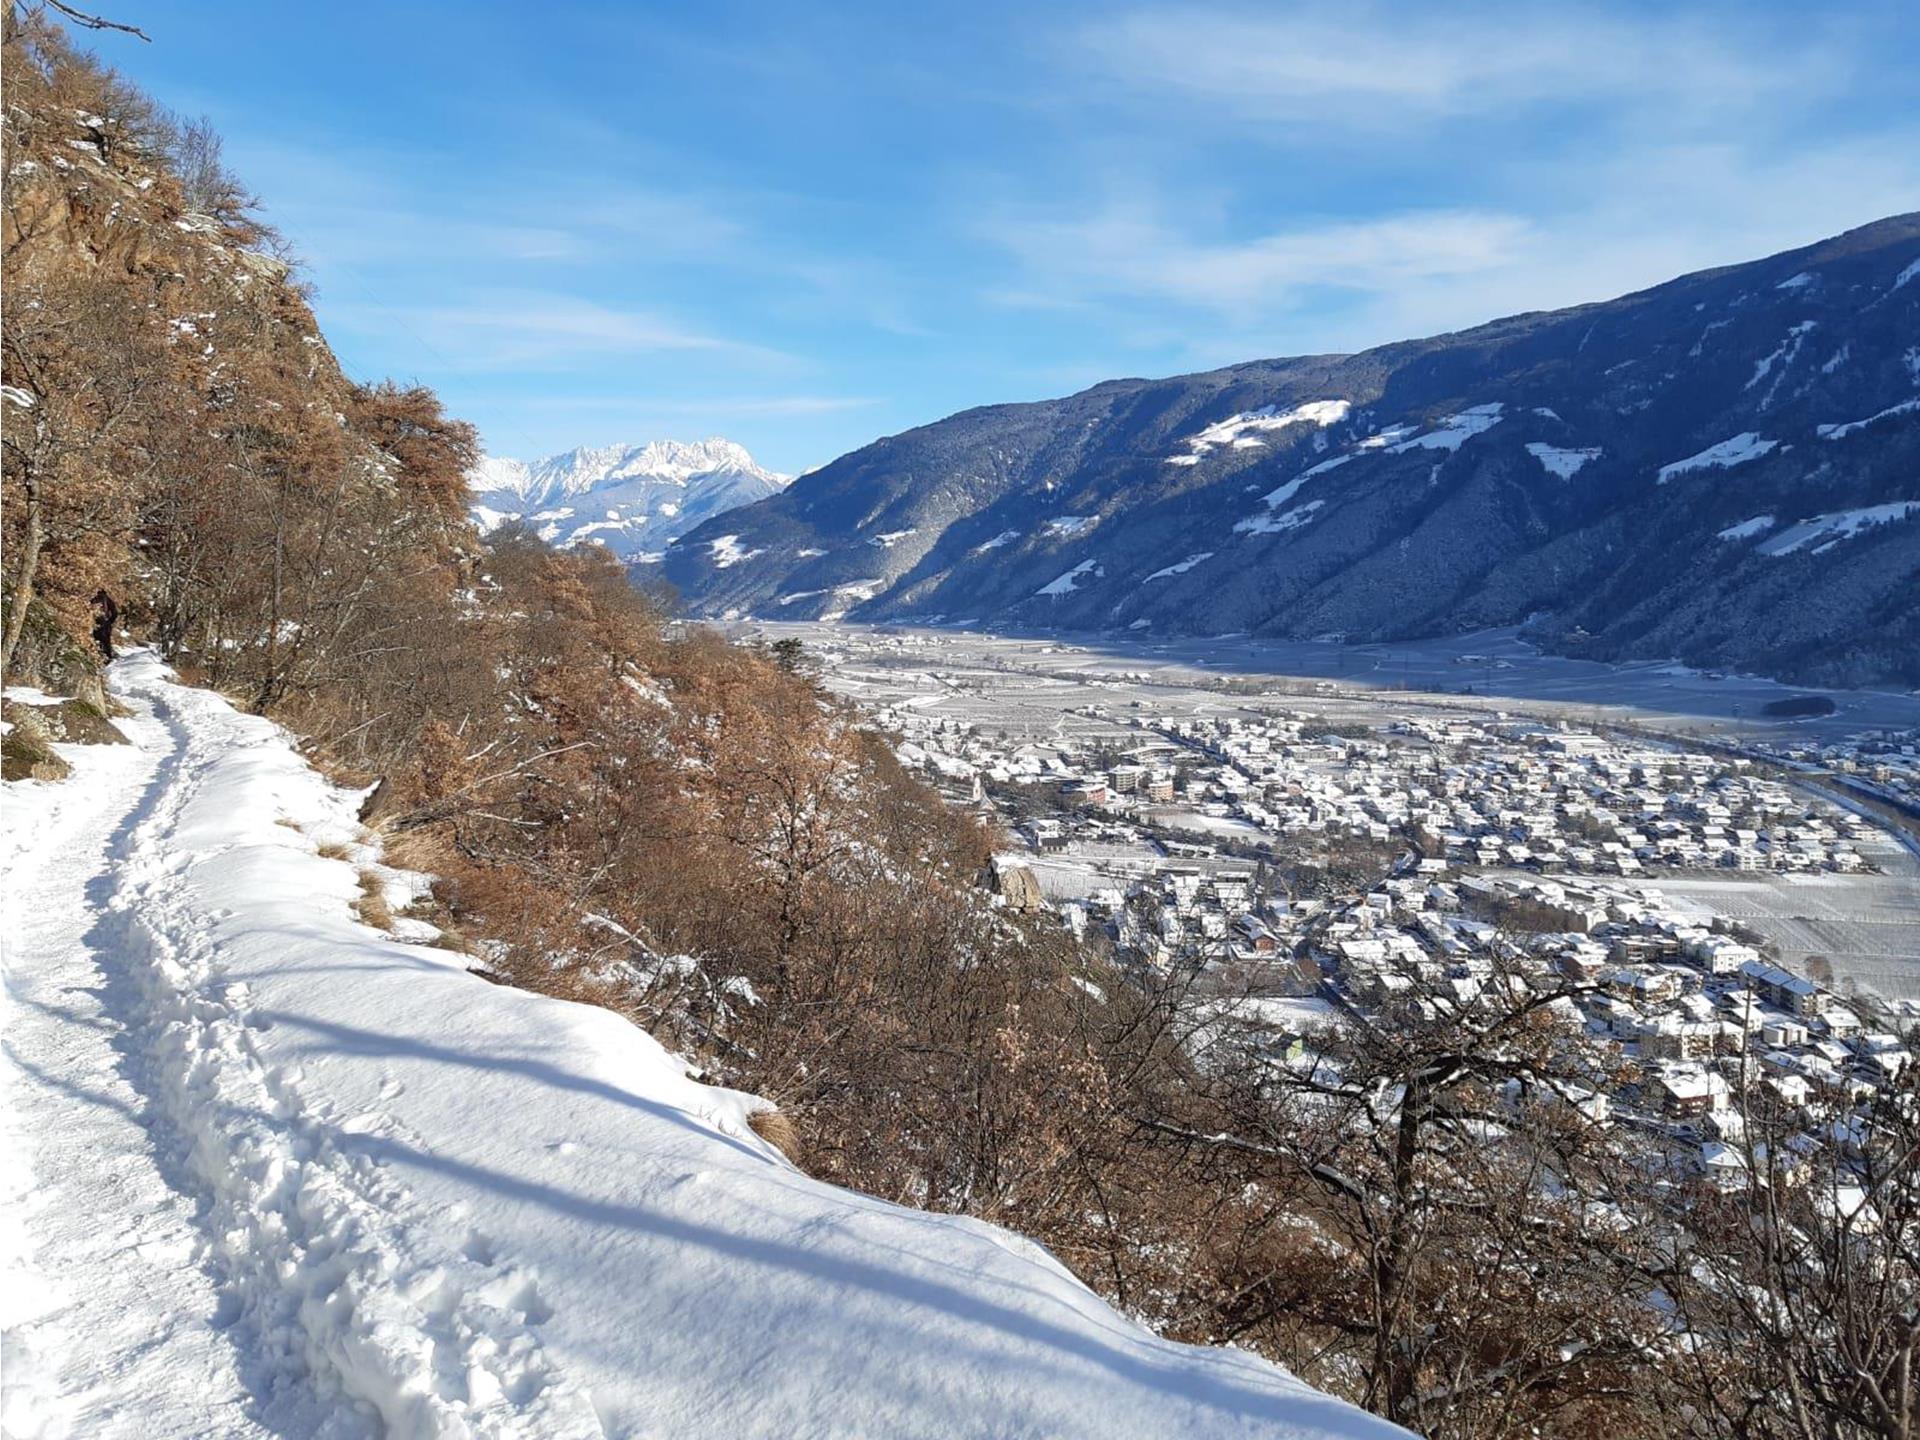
[
  {"xmin": 470, "ymin": 440, "xmax": 783, "ymax": 504},
  {"xmin": 1716, "ymin": 514, "xmax": 1776, "ymax": 542},
  {"xmin": 3, "ymin": 720, "xmax": 276, "ymax": 1440},
  {"xmin": 868, "ymin": 527, "xmax": 919, "ymax": 548},
  {"xmin": 1524, "ymin": 442, "xmax": 1601, "ymax": 479},
  {"xmin": 1385, "ymin": 403, "xmax": 1504, "ymax": 454},
  {"xmin": 1169, "ymin": 400, "xmax": 1350, "ymax": 463},
  {"xmin": 1044, "ymin": 515, "xmax": 1098, "ymax": 538},
  {"xmin": 818, "ymin": 580, "xmax": 885, "ymax": 619},
  {"xmin": 1356, "ymin": 425, "xmax": 1416, "ymax": 450},
  {"xmin": 1037, "ymin": 559, "xmax": 1103, "ymax": 596},
  {"xmin": 1235, "ymin": 500, "xmax": 1324, "ymax": 536},
  {"xmin": 1756, "ymin": 502, "xmax": 1920, "ymax": 556},
  {"xmin": 1775, "ymin": 271, "xmax": 1814, "ymax": 290},
  {"xmin": 1745, "ymin": 321, "xmax": 1816, "ymax": 405},
  {"xmin": 1144, "ymin": 552, "xmax": 1215, "ymax": 580},
  {"xmin": 972, "ymin": 530, "xmax": 1021, "ymax": 552},
  {"xmin": 2, "ymin": 655, "xmax": 1403, "ymax": 1440},
  {"xmin": 1817, "ymin": 398, "xmax": 1920, "ymax": 440},
  {"xmin": 1258, "ymin": 455, "xmax": 1351, "ymax": 512},
  {"xmin": 708, "ymin": 534, "xmax": 762, "ymax": 568},
  {"xmin": 1893, "ymin": 256, "xmax": 1920, "ymax": 293},
  {"xmin": 1656, "ymin": 432, "xmax": 1777, "ymax": 483},
  {"xmin": 1206, "ymin": 995, "xmax": 1341, "ymax": 1034},
  {"xmin": 466, "ymin": 441, "xmax": 786, "ymax": 561}
]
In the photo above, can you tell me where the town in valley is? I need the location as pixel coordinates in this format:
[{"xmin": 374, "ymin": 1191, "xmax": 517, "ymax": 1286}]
[{"xmin": 757, "ymin": 620, "xmax": 1920, "ymax": 1193}]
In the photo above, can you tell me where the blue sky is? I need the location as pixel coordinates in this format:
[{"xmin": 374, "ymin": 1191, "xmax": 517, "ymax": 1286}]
[{"xmin": 102, "ymin": 0, "xmax": 1920, "ymax": 475}]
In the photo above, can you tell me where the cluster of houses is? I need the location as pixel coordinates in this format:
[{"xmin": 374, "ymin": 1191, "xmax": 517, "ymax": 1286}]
[
  {"xmin": 1755, "ymin": 725, "xmax": 1920, "ymax": 817},
  {"xmin": 877, "ymin": 692, "xmax": 1911, "ymax": 1191},
  {"xmin": 892, "ymin": 701, "xmax": 1880, "ymax": 880},
  {"xmin": 1057, "ymin": 853, "xmax": 1908, "ymax": 1189}
]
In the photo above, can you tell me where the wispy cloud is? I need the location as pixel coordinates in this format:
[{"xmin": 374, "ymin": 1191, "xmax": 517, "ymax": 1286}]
[
  {"xmin": 233, "ymin": 137, "xmax": 754, "ymax": 270},
  {"xmin": 1074, "ymin": 4, "xmax": 1843, "ymax": 129},
  {"xmin": 521, "ymin": 393, "xmax": 879, "ymax": 417},
  {"xmin": 975, "ymin": 118, "xmax": 1920, "ymax": 368},
  {"xmin": 328, "ymin": 291, "xmax": 793, "ymax": 372},
  {"xmin": 981, "ymin": 204, "xmax": 1533, "ymax": 316}
]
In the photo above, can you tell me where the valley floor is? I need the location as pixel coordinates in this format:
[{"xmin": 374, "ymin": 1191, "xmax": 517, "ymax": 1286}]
[{"xmin": 0, "ymin": 654, "xmax": 1399, "ymax": 1440}]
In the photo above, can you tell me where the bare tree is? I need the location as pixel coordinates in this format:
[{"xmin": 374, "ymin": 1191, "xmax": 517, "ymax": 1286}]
[{"xmin": 1665, "ymin": 1058, "xmax": 1919, "ymax": 1440}]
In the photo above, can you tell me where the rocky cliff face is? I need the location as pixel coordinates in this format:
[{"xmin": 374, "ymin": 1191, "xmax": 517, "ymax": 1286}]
[
  {"xmin": 664, "ymin": 216, "xmax": 1920, "ymax": 686},
  {"xmin": 468, "ymin": 439, "xmax": 786, "ymax": 561}
]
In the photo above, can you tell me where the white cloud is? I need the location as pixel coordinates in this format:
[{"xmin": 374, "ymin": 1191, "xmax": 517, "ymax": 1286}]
[
  {"xmin": 328, "ymin": 291, "xmax": 792, "ymax": 371},
  {"xmin": 520, "ymin": 394, "xmax": 879, "ymax": 417},
  {"xmin": 975, "ymin": 121, "xmax": 1920, "ymax": 367},
  {"xmin": 1077, "ymin": 5, "xmax": 1842, "ymax": 128},
  {"xmin": 982, "ymin": 204, "xmax": 1533, "ymax": 315}
]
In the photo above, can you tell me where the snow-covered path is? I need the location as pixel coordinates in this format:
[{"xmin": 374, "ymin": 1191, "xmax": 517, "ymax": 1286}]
[
  {"xmin": 3, "ymin": 654, "xmax": 1403, "ymax": 1439},
  {"xmin": 2, "ymin": 677, "xmax": 272, "ymax": 1439}
]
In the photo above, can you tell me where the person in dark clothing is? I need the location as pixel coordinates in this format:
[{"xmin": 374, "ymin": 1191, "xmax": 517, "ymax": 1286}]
[{"xmin": 91, "ymin": 589, "xmax": 118, "ymax": 661}]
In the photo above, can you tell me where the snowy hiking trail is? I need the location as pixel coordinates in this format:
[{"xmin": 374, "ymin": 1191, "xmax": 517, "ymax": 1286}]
[
  {"xmin": 3, "ymin": 683, "xmax": 273, "ymax": 1440},
  {"xmin": 3, "ymin": 654, "xmax": 1404, "ymax": 1440}
]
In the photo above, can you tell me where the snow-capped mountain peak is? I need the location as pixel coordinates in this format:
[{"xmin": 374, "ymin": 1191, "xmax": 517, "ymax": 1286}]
[
  {"xmin": 468, "ymin": 437, "xmax": 788, "ymax": 562},
  {"xmin": 471, "ymin": 438, "xmax": 784, "ymax": 505}
]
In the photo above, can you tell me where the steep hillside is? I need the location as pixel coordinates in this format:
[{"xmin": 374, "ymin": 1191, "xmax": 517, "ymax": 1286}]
[
  {"xmin": 664, "ymin": 216, "xmax": 1920, "ymax": 686},
  {"xmin": 4, "ymin": 652, "xmax": 1404, "ymax": 1440},
  {"xmin": 469, "ymin": 438, "xmax": 786, "ymax": 561},
  {"xmin": 0, "ymin": 19, "xmax": 1413, "ymax": 1434},
  {"xmin": 0, "ymin": 10, "xmax": 476, "ymax": 721}
]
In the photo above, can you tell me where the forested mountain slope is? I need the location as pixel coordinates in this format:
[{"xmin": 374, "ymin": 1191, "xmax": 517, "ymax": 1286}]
[{"xmin": 665, "ymin": 217, "xmax": 1920, "ymax": 687}]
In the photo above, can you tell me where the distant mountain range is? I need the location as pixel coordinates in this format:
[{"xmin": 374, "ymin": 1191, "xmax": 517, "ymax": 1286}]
[
  {"xmin": 662, "ymin": 215, "xmax": 1920, "ymax": 687},
  {"xmin": 469, "ymin": 439, "xmax": 787, "ymax": 561}
]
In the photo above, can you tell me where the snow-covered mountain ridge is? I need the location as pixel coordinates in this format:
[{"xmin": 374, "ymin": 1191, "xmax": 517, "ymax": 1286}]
[
  {"xmin": 664, "ymin": 214, "xmax": 1920, "ymax": 686},
  {"xmin": 469, "ymin": 438, "xmax": 788, "ymax": 561}
]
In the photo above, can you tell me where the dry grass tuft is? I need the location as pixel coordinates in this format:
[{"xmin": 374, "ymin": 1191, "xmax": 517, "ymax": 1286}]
[
  {"xmin": 353, "ymin": 868, "xmax": 394, "ymax": 931},
  {"xmin": 747, "ymin": 1107, "xmax": 804, "ymax": 1166}
]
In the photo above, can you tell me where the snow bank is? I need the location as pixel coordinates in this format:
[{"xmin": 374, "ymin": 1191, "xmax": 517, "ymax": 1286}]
[
  {"xmin": 1524, "ymin": 442, "xmax": 1601, "ymax": 479},
  {"xmin": 708, "ymin": 534, "xmax": 761, "ymax": 568},
  {"xmin": 1755, "ymin": 502, "xmax": 1920, "ymax": 556},
  {"xmin": 1037, "ymin": 559, "xmax": 1103, "ymax": 596},
  {"xmin": 1817, "ymin": 398, "xmax": 1920, "ymax": 440},
  {"xmin": 1145, "ymin": 552, "xmax": 1215, "ymax": 580},
  {"xmin": 1716, "ymin": 514, "xmax": 1775, "ymax": 543},
  {"xmin": 1236, "ymin": 500, "xmax": 1324, "ymax": 536},
  {"xmin": 1258, "ymin": 454, "xmax": 1351, "ymax": 512},
  {"xmin": 1387, "ymin": 403, "xmax": 1503, "ymax": 453},
  {"xmin": 1170, "ymin": 400, "xmax": 1350, "ymax": 463},
  {"xmin": 36, "ymin": 654, "xmax": 1401, "ymax": 1439},
  {"xmin": 1656, "ymin": 432, "xmax": 1777, "ymax": 483}
]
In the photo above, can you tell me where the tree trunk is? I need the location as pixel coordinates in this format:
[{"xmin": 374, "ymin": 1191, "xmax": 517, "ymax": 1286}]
[{"xmin": 1, "ymin": 475, "xmax": 43, "ymax": 686}]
